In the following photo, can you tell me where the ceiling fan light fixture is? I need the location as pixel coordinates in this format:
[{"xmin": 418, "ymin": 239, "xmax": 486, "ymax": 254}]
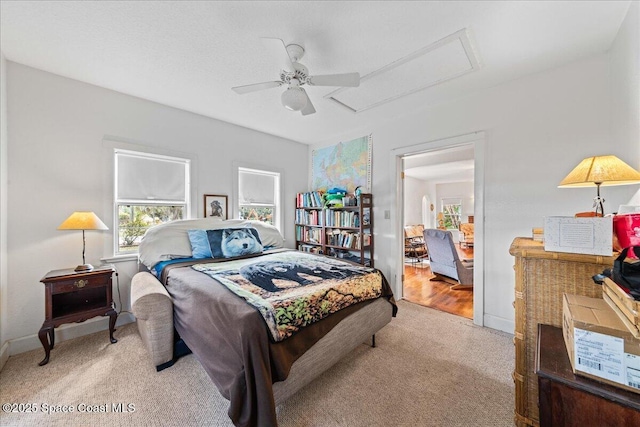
[
  {"xmin": 232, "ymin": 38, "xmax": 360, "ymax": 115},
  {"xmin": 281, "ymin": 86, "xmax": 308, "ymax": 111}
]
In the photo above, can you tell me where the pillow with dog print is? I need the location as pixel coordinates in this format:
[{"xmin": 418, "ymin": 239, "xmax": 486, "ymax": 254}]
[{"xmin": 188, "ymin": 228, "xmax": 263, "ymax": 259}]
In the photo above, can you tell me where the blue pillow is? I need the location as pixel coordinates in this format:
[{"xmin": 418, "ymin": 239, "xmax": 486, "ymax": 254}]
[
  {"xmin": 188, "ymin": 227, "xmax": 263, "ymax": 259},
  {"xmin": 187, "ymin": 230, "xmax": 213, "ymax": 258}
]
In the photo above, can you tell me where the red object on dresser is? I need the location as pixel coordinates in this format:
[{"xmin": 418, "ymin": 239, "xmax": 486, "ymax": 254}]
[{"xmin": 614, "ymin": 213, "xmax": 640, "ymax": 250}]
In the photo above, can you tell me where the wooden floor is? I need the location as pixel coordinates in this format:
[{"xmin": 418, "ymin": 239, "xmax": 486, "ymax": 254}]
[{"xmin": 403, "ymin": 244, "xmax": 474, "ymax": 319}]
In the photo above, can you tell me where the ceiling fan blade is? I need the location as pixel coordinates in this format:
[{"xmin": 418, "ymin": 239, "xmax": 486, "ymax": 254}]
[
  {"xmin": 261, "ymin": 37, "xmax": 295, "ymax": 72},
  {"xmin": 300, "ymin": 89, "xmax": 316, "ymax": 116},
  {"xmin": 308, "ymin": 72, "xmax": 360, "ymax": 87},
  {"xmin": 232, "ymin": 81, "xmax": 282, "ymax": 94}
]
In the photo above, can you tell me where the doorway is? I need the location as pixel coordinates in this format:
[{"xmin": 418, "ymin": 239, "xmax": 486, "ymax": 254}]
[
  {"xmin": 402, "ymin": 144, "xmax": 475, "ymax": 319},
  {"xmin": 391, "ymin": 131, "xmax": 485, "ymax": 327}
]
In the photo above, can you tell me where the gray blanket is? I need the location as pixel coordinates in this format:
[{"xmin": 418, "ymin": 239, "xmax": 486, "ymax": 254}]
[{"xmin": 162, "ymin": 255, "xmax": 396, "ymax": 427}]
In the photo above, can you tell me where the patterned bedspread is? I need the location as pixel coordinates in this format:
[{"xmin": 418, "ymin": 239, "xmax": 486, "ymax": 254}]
[{"xmin": 192, "ymin": 251, "xmax": 383, "ymax": 342}]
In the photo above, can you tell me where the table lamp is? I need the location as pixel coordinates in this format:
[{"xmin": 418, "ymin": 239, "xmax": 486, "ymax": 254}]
[
  {"xmin": 58, "ymin": 211, "xmax": 108, "ymax": 271},
  {"xmin": 558, "ymin": 155, "xmax": 640, "ymax": 216}
]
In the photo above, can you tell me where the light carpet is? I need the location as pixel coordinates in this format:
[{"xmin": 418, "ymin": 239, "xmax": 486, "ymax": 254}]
[{"xmin": 0, "ymin": 301, "xmax": 514, "ymax": 426}]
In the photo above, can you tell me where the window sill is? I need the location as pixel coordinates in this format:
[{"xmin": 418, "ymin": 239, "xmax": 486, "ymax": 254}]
[{"xmin": 101, "ymin": 254, "xmax": 138, "ymax": 264}]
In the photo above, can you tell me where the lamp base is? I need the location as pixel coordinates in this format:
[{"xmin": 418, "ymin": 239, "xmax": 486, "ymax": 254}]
[{"xmin": 74, "ymin": 264, "xmax": 94, "ymax": 272}]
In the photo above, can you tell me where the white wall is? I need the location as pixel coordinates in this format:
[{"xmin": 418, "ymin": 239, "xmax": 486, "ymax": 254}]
[
  {"xmin": 404, "ymin": 177, "xmax": 475, "ymax": 229},
  {"xmin": 403, "ymin": 176, "xmax": 429, "ymax": 225},
  {"xmin": 312, "ymin": 12, "xmax": 639, "ymax": 333},
  {"xmin": 3, "ymin": 63, "xmax": 308, "ymax": 353},
  {"xmin": 0, "ymin": 52, "xmax": 8, "ymax": 367},
  {"xmin": 610, "ymin": 1, "xmax": 639, "ymax": 172}
]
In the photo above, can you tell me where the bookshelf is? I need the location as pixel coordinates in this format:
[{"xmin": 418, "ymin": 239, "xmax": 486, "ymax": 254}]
[{"xmin": 295, "ymin": 192, "xmax": 374, "ymax": 267}]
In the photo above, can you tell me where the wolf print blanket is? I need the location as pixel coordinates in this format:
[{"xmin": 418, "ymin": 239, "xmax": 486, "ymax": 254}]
[{"xmin": 192, "ymin": 251, "xmax": 383, "ymax": 342}]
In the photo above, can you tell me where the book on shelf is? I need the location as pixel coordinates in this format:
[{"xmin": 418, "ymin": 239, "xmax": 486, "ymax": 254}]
[
  {"xmin": 326, "ymin": 248, "xmax": 371, "ymax": 266},
  {"xmin": 306, "ymin": 228, "xmax": 322, "ymax": 244},
  {"xmin": 324, "ymin": 210, "xmax": 362, "ymax": 228},
  {"xmin": 298, "ymin": 244, "xmax": 323, "ymax": 254},
  {"xmin": 296, "ymin": 191, "xmax": 323, "ymax": 208},
  {"xmin": 295, "ymin": 226, "xmax": 322, "ymax": 243},
  {"xmin": 295, "ymin": 209, "xmax": 323, "ymax": 226},
  {"xmin": 362, "ymin": 210, "xmax": 370, "ymax": 225},
  {"xmin": 325, "ymin": 229, "xmax": 371, "ymax": 249}
]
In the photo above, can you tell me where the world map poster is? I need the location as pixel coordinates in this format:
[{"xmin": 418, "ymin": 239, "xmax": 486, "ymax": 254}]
[{"xmin": 311, "ymin": 135, "xmax": 372, "ymax": 193}]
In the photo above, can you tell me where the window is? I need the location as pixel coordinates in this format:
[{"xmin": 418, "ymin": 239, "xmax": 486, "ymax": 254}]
[
  {"xmin": 114, "ymin": 149, "xmax": 190, "ymax": 254},
  {"xmin": 441, "ymin": 198, "xmax": 462, "ymax": 230},
  {"xmin": 237, "ymin": 167, "xmax": 280, "ymax": 231}
]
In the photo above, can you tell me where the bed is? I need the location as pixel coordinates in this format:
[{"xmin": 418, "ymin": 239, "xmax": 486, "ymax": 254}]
[{"xmin": 130, "ymin": 218, "xmax": 397, "ymax": 427}]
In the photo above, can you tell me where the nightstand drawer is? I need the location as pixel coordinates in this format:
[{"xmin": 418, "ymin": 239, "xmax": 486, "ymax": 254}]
[{"xmin": 51, "ymin": 274, "xmax": 110, "ymax": 295}]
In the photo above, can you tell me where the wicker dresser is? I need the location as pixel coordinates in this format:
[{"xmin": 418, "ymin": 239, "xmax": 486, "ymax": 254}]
[{"xmin": 509, "ymin": 237, "xmax": 615, "ymax": 427}]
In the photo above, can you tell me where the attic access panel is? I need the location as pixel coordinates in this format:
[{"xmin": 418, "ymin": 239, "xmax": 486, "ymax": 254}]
[{"xmin": 326, "ymin": 29, "xmax": 481, "ymax": 113}]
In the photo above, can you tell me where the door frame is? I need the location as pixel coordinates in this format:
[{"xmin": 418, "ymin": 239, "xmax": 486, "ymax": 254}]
[{"xmin": 390, "ymin": 131, "xmax": 485, "ymax": 326}]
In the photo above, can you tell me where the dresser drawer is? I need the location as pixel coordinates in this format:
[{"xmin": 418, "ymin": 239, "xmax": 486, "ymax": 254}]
[{"xmin": 50, "ymin": 274, "xmax": 110, "ymax": 295}]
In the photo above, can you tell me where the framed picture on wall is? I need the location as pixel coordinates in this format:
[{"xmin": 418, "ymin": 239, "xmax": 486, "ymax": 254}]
[{"xmin": 204, "ymin": 194, "xmax": 228, "ymax": 219}]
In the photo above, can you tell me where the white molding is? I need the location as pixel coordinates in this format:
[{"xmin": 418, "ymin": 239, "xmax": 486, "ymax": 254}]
[
  {"xmin": 472, "ymin": 138, "xmax": 485, "ymax": 327},
  {"xmin": 0, "ymin": 340, "xmax": 9, "ymax": 371},
  {"xmin": 326, "ymin": 28, "xmax": 482, "ymax": 113},
  {"xmin": 483, "ymin": 314, "xmax": 514, "ymax": 335},
  {"xmin": 100, "ymin": 254, "xmax": 138, "ymax": 264},
  {"xmin": 7, "ymin": 313, "xmax": 135, "ymax": 357}
]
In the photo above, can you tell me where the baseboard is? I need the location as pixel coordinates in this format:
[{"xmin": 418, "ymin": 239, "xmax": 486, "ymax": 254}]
[
  {"xmin": 0, "ymin": 340, "xmax": 9, "ymax": 371},
  {"xmin": 7, "ymin": 312, "xmax": 135, "ymax": 357},
  {"xmin": 484, "ymin": 313, "xmax": 514, "ymax": 334}
]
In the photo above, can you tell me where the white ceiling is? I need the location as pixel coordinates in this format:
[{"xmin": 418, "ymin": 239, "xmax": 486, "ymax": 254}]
[
  {"xmin": 404, "ymin": 144, "xmax": 475, "ymax": 183},
  {"xmin": 0, "ymin": 1, "xmax": 631, "ymax": 145}
]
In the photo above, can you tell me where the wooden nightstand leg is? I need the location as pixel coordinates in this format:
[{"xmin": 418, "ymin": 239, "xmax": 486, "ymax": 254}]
[
  {"xmin": 49, "ymin": 328, "xmax": 55, "ymax": 350},
  {"xmin": 107, "ymin": 309, "xmax": 118, "ymax": 344},
  {"xmin": 38, "ymin": 326, "xmax": 53, "ymax": 366}
]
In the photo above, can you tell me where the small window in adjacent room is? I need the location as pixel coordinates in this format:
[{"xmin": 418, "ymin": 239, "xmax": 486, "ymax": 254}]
[
  {"xmin": 237, "ymin": 167, "xmax": 281, "ymax": 231},
  {"xmin": 114, "ymin": 149, "xmax": 190, "ymax": 254},
  {"xmin": 441, "ymin": 197, "xmax": 462, "ymax": 230}
]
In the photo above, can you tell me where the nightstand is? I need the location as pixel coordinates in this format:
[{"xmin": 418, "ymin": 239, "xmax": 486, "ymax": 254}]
[{"xmin": 38, "ymin": 266, "xmax": 117, "ymax": 366}]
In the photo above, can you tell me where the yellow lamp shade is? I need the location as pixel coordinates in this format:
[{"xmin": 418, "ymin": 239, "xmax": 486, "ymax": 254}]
[
  {"xmin": 58, "ymin": 211, "xmax": 108, "ymax": 231},
  {"xmin": 558, "ymin": 155, "xmax": 640, "ymax": 188}
]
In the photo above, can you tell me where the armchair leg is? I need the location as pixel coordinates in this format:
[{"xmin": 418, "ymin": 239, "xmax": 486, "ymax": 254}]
[
  {"xmin": 431, "ymin": 273, "xmax": 473, "ymax": 290},
  {"xmin": 430, "ymin": 273, "xmax": 458, "ymax": 285}
]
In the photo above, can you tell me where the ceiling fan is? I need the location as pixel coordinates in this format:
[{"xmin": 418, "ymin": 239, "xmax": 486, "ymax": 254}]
[{"xmin": 232, "ymin": 38, "xmax": 360, "ymax": 116}]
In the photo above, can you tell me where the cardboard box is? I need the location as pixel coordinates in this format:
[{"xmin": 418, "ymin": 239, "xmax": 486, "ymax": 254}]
[
  {"xmin": 562, "ymin": 293, "xmax": 640, "ymax": 394},
  {"xmin": 602, "ymin": 277, "xmax": 640, "ymax": 339},
  {"xmin": 544, "ymin": 216, "xmax": 612, "ymax": 256}
]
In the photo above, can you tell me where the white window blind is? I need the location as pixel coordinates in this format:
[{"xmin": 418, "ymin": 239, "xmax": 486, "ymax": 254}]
[
  {"xmin": 116, "ymin": 152, "xmax": 187, "ymax": 202},
  {"xmin": 114, "ymin": 149, "xmax": 190, "ymax": 254},
  {"xmin": 237, "ymin": 166, "xmax": 281, "ymax": 231},
  {"xmin": 239, "ymin": 170, "xmax": 276, "ymax": 205}
]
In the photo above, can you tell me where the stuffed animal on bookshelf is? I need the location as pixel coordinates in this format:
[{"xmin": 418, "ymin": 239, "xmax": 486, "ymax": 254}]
[{"xmin": 323, "ymin": 188, "xmax": 347, "ymax": 208}]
